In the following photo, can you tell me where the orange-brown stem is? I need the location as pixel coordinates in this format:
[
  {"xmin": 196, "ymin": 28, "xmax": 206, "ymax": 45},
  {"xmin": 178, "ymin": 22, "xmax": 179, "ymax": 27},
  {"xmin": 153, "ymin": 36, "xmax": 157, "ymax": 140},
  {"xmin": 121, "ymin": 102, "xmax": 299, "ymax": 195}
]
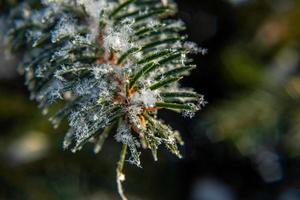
[{"xmin": 143, "ymin": 107, "xmax": 160, "ymax": 112}]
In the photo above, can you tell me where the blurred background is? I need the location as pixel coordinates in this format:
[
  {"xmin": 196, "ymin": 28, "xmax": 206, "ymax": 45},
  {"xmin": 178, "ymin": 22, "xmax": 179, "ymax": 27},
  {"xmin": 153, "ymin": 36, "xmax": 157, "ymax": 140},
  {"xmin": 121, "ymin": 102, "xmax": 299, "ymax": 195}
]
[{"xmin": 1, "ymin": 0, "xmax": 300, "ymax": 199}]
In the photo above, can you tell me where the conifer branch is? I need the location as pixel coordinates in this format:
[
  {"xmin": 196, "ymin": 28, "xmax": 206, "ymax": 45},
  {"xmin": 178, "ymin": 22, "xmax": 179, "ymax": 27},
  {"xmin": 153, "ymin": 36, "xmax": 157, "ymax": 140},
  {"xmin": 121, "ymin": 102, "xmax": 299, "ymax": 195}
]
[{"xmin": 2, "ymin": 0, "xmax": 206, "ymax": 198}]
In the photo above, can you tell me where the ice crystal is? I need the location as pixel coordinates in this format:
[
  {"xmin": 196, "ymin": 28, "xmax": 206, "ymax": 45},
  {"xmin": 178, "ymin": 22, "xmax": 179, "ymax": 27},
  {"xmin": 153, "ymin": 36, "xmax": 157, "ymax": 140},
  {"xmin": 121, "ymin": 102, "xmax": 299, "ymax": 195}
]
[
  {"xmin": 184, "ymin": 41, "xmax": 208, "ymax": 55},
  {"xmin": 52, "ymin": 15, "xmax": 77, "ymax": 43},
  {"xmin": 132, "ymin": 88, "xmax": 159, "ymax": 107},
  {"xmin": 182, "ymin": 110, "xmax": 196, "ymax": 119},
  {"xmin": 115, "ymin": 122, "xmax": 141, "ymax": 167},
  {"xmin": 104, "ymin": 23, "xmax": 134, "ymax": 53}
]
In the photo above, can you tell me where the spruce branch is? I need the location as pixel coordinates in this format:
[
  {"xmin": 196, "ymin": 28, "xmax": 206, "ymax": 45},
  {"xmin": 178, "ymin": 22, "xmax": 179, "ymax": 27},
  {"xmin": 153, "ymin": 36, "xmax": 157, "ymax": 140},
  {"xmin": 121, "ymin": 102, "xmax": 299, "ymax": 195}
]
[{"xmin": 2, "ymin": 0, "xmax": 206, "ymax": 198}]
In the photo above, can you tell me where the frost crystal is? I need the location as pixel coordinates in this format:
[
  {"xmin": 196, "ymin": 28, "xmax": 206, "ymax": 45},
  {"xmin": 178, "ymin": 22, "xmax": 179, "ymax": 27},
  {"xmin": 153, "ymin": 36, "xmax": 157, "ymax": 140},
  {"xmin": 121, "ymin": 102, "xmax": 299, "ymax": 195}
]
[
  {"xmin": 51, "ymin": 15, "xmax": 76, "ymax": 43},
  {"xmin": 115, "ymin": 123, "xmax": 141, "ymax": 167},
  {"xmin": 184, "ymin": 41, "xmax": 208, "ymax": 55},
  {"xmin": 104, "ymin": 23, "xmax": 134, "ymax": 53},
  {"xmin": 132, "ymin": 88, "xmax": 159, "ymax": 107}
]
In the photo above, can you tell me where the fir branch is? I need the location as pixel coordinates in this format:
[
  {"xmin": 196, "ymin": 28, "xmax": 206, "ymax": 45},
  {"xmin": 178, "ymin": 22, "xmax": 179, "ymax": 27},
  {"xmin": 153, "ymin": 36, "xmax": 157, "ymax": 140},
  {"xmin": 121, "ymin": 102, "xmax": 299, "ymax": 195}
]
[{"xmin": 2, "ymin": 0, "xmax": 206, "ymax": 199}]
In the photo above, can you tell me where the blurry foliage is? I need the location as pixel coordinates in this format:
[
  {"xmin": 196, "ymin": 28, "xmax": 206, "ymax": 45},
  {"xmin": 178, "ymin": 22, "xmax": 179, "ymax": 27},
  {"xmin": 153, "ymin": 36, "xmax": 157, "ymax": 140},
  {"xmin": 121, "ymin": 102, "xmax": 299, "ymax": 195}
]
[
  {"xmin": 221, "ymin": 46, "xmax": 265, "ymax": 88},
  {"xmin": 199, "ymin": 0, "xmax": 300, "ymax": 182},
  {"xmin": 204, "ymin": 90, "xmax": 280, "ymax": 154}
]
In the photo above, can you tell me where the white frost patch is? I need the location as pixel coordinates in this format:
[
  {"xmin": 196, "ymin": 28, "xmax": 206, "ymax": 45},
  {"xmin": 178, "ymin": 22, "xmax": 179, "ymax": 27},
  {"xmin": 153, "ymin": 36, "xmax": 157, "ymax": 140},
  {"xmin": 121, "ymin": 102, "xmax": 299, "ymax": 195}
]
[
  {"xmin": 132, "ymin": 88, "xmax": 159, "ymax": 107},
  {"xmin": 93, "ymin": 64, "xmax": 114, "ymax": 79},
  {"xmin": 115, "ymin": 123, "xmax": 141, "ymax": 167},
  {"xmin": 184, "ymin": 41, "xmax": 208, "ymax": 55},
  {"xmin": 78, "ymin": 0, "xmax": 111, "ymax": 39},
  {"xmin": 104, "ymin": 21, "xmax": 134, "ymax": 53},
  {"xmin": 51, "ymin": 14, "xmax": 76, "ymax": 43}
]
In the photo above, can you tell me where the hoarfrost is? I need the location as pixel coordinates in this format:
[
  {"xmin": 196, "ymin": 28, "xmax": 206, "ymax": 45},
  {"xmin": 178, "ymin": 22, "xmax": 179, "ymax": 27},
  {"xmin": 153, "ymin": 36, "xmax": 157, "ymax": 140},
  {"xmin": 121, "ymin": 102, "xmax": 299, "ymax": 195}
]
[
  {"xmin": 132, "ymin": 88, "xmax": 159, "ymax": 107},
  {"xmin": 115, "ymin": 123, "xmax": 141, "ymax": 167},
  {"xmin": 51, "ymin": 14, "xmax": 76, "ymax": 43},
  {"xmin": 104, "ymin": 22, "xmax": 134, "ymax": 53}
]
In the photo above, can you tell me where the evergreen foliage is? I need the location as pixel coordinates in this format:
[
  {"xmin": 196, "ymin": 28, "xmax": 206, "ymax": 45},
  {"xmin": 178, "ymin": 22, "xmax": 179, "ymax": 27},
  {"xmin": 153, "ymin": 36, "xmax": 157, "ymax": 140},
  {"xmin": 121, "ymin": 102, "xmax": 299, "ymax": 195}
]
[{"xmin": 3, "ymin": 0, "xmax": 205, "ymax": 198}]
